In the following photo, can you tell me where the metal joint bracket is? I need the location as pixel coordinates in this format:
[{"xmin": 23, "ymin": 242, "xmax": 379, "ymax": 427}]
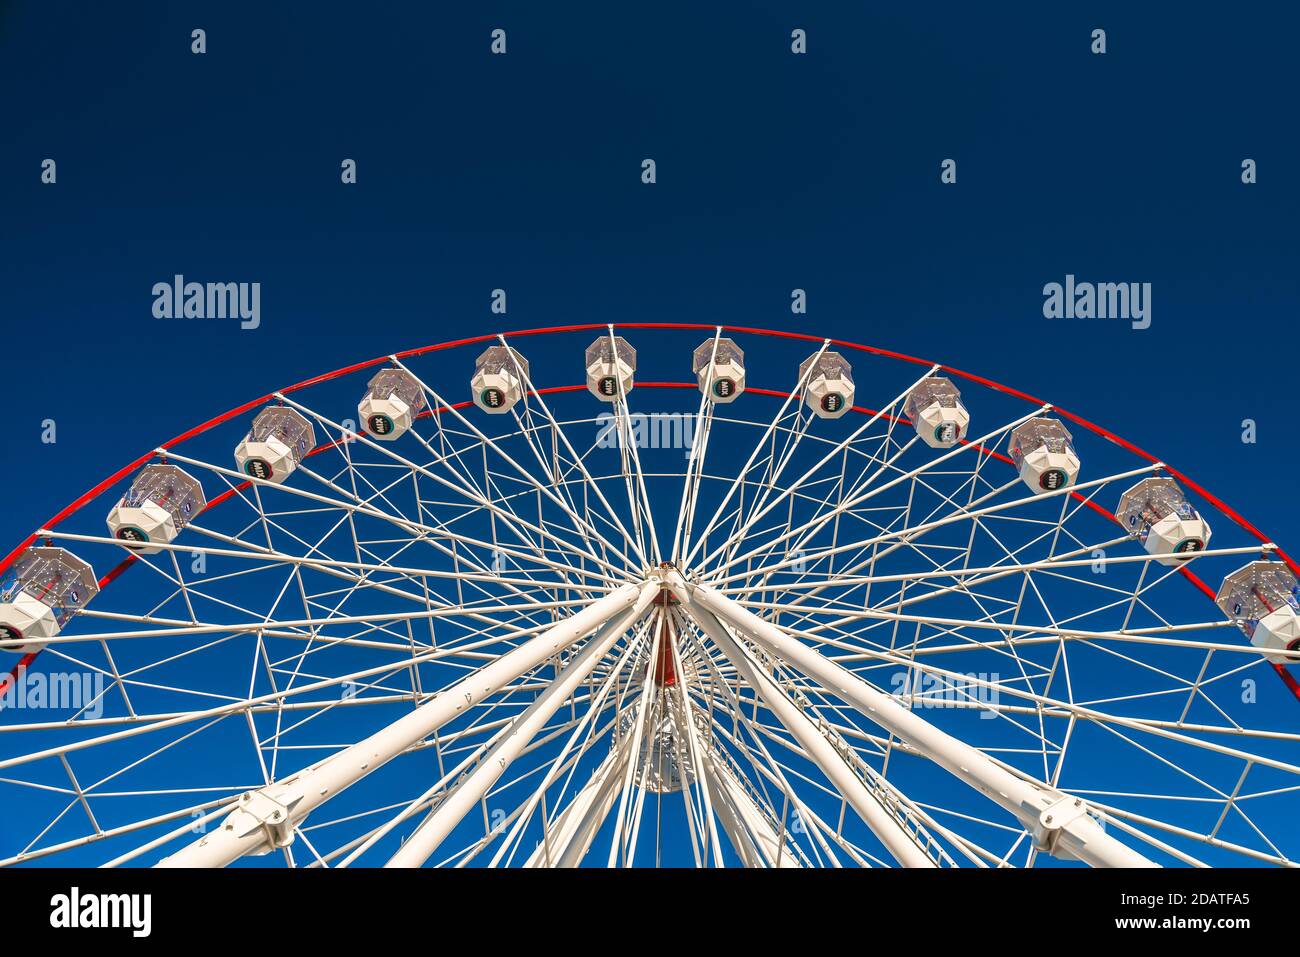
[
  {"xmin": 1031, "ymin": 795, "xmax": 1090, "ymax": 856},
  {"xmin": 649, "ymin": 564, "xmax": 681, "ymax": 593},
  {"xmin": 222, "ymin": 788, "xmax": 302, "ymax": 854}
]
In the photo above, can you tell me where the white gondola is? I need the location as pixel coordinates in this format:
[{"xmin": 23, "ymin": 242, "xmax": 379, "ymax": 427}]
[
  {"xmin": 1116, "ymin": 477, "xmax": 1212, "ymax": 565},
  {"xmin": 105, "ymin": 464, "xmax": 206, "ymax": 554},
  {"xmin": 1008, "ymin": 418, "xmax": 1080, "ymax": 493},
  {"xmin": 798, "ymin": 351, "xmax": 854, "ymax": 419},
  {"xmin": 619, "ymin": 709, "xmax": 694, "ymax": 794},
  {"xmin": 904, "ymin": 376, "xmax": 969, "ymax": 448},
  {"xmin": 691, "ymin": 338, "xmax": 746, "ymax": 402},
  {"xmin": 359, "ymin": 368, "xmax": 426, "ymax": 440},
  {"xmin": 585, "ymin": 336, "xmax": 635, "ymax": 402},
  {"xmin": 471, "ymin": 346, "xmax": 529, "ymax": 414},
  {"xmin": 1216, "ymin": 561, "xmax": 1300, "ymax": 664},
  {"xmin": 234, "ymin": 407, "xmax": 315, "ymax": 484},
  {"xmin": 0, "ymin": 548, "xmax": 99, "ymax": 654}
]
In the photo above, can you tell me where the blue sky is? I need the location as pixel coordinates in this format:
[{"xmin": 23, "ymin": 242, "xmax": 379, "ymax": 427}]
[
  {"xmin": 2, "ymin": 2, "xmax": 1295, "ymax": 558},
  {"xmin": 0, "ymin": 2, "xmax": 1296, "ymax": 866}
]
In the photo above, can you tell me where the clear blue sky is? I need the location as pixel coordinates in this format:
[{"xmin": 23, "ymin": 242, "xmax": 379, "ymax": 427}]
[{"xmin": 0, "ymin": 1, "xmax": 1296, "ymax": 867}]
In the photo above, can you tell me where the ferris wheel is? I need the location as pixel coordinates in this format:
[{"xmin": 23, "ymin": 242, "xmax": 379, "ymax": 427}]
[{"xmin": 1, "ymin": 323, "xmax": 1297, "ymax": 869}]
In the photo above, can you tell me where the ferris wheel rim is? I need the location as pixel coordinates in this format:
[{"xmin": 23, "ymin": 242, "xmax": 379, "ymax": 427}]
[
  {"xmin": 5, "ymin": 321, "xmax": 1296, "ymax": 709},
  {"xmin": 4, "ymin": 322, "xmax": 1290, "ymax": 591}
]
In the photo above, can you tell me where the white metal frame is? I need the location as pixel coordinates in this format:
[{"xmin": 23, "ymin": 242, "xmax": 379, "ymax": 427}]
[{"xmin": 1, "ymin": 327, "xmax": 1295, "ymax": 869}]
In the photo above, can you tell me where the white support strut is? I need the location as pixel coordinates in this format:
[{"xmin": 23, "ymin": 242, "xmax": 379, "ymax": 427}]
[
  {"xmin": 679, "ymin": 592, "xmax": 937, "ymax": 867},
  {"xmin": 386, "ymin": 587, "xmax": 659, "ymax": 867},
  {"xmin": 699, "ymin": 751, "xmax": 803, "ymax": 867},
  {"xmin": 156, "ymin": 582, "xmax": 648, "ymax": 868},
  {"xmin": 524, "ymin": 748, "xmax": 631, "ymax": 867},
  {"xmin": 670, "ymin": 575, "xmax": 1155, "ymax": 868}
]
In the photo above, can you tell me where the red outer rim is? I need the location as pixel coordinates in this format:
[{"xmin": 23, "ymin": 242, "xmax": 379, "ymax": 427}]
[{"xmin": 3, "ymin": 323, "xmax": 1295, "ymax": 699}]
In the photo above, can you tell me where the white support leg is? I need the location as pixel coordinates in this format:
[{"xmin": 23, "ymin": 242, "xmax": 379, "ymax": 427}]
[
  {"xmin": 157, "ymin": 581, "xmax": 649, "ymax": 868},
  {"xmin": 700, "ymin": 752, "xmax": 802, "ymax": 867},
  {"xmin": 524, "ymin": 748, "xmax": 630, "ymax": 867},
  {"xmin": 675, "ymin": 576, "xmax": 1155, "ymax": 868},
  {"xmin": 385, "ymin": 587, "xmax": 658, "ymax": 867},
  {"xmin": 678, "ymin": 593, "xmax": 937, "ymax": 868}
]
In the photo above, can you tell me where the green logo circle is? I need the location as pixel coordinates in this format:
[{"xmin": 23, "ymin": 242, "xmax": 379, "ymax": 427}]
[
  {"xmin": 1040, "ymin": 469, "xmax": 1068, "ymax": 491},
  {"xmin": 116, "ymin": 526, "xmax": 150, "ymax": 545}
]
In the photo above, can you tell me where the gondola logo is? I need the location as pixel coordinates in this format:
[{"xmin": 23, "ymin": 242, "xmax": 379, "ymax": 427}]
[
  {"xmin": 1042, "ymin": 274, "xmax": 1151, "ymax": 330},
  {"xmin": 152, "ymin": 275, "xmax": 261, "ymax": 330}
]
